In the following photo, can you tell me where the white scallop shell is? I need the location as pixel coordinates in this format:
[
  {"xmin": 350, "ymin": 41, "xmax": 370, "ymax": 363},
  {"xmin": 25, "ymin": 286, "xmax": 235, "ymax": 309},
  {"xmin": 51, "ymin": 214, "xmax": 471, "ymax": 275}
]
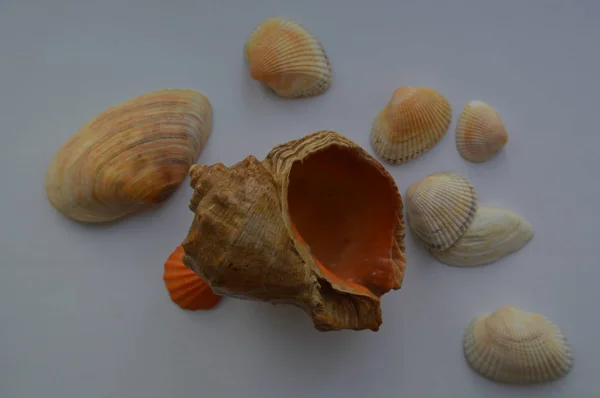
[
  {"xmin": 464, "ymin": 306, "xmax": 574, "ymax": 384},
  {"xmin": 406, "ymin": 171, "xmax": 477, "ymax": 251},
  {"xmin": 429, "ymin": 205, "xmax": 533, "ymax": 267}
]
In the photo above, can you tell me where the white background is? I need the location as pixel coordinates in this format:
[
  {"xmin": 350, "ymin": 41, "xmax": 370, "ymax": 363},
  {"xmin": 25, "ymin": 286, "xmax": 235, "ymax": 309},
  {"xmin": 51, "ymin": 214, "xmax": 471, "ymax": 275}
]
[{"xmin": 1, "ymin": 0, "xmax": 599, "ymax": 397}]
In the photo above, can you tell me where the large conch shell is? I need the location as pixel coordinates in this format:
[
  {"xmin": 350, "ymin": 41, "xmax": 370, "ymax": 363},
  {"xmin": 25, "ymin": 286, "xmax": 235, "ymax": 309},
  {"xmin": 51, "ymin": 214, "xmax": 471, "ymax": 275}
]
[
  {"xmin": 181, "ymin": 130, "xmax": 406, "ymax": 331},
  {"xmin": 429, "ymin": 206, "xmax": 533, "ymax": 267},
  {"xmin": 464, "ymin": 305, "xmax": 574, "ymax": 384},
  {"xmin": 245, "ymin": 17, "xmax": 332, "ymax": 98},
  {"xmin": 45, "ymin": 89, "xmax": 212, "ymax": 223}
]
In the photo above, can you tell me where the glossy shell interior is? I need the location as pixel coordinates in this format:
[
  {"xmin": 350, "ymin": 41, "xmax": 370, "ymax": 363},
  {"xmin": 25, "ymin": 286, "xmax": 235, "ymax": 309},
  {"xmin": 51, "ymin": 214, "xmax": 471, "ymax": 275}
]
[{"xmin": 287, "ymin": 146, "xmax": 399, "ymax": 297}]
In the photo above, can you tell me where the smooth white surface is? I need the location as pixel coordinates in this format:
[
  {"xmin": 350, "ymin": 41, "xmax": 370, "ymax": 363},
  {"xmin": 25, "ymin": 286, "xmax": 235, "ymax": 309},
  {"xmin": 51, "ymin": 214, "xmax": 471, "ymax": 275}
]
[{"xmin": 1, "ymin": 1, "xmax": 599, "ymax": 397}]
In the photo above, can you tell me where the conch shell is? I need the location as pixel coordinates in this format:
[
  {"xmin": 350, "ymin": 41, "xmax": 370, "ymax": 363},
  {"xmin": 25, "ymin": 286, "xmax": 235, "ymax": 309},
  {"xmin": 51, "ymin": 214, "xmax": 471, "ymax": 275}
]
[
  {"xmin": 245, "ymin": 17, "xmax": 332, "ymax": 98},
  {"xmin": 181, "ymin": 131, "xmax": 406, "ymax": 331},
  {"xmin": 45, "ymin": 89, "xmax": 212, "ymax": 223}
]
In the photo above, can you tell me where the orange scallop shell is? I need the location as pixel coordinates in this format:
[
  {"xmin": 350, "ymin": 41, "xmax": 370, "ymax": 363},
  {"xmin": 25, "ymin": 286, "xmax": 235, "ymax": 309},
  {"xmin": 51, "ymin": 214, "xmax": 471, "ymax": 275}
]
[{"xmin": 163, "ymin": 246, "xmax": 221, "ymax": 310}]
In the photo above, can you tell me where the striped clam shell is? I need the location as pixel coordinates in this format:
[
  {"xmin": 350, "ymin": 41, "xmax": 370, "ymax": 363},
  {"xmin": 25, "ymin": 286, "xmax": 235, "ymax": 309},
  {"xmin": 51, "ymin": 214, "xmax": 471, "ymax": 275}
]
[{"xmin": 45, "ymin": 89, "xmax": 212, "ymax": 223}]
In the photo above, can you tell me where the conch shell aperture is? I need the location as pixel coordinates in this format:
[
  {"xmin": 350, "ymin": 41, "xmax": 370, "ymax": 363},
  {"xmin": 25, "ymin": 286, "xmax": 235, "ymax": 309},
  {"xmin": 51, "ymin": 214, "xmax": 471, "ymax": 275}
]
[{"xmin": 181, "ymin": 131, "xmax": 406, "ymax": 331}]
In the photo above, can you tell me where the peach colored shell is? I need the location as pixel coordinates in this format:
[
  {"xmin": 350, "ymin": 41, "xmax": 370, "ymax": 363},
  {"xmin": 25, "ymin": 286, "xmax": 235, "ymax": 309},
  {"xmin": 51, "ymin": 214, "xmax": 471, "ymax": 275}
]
[
  {"xmin": 245, "ymin": 17, "xmax": 332, "ymax": 98},
  {"xmin": 371, "ymin": 87, "xmax": 452, "ymax": 164},
  {"xmin": 456, "ymin": 100, "xmax": 508, "ymax": 162}
]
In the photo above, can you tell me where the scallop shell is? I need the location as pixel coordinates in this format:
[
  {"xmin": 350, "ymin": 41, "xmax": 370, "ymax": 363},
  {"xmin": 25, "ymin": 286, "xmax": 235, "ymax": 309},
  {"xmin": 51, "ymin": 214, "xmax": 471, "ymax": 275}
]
[
  {"xmin": 429, "ymin": 206, "xmax": 533, "ymax": 267},
  {"xmin": 456, "ymin": 100, "xmax": 508, "ymax": 162},
  {"xmin": 245, "ymin": 17, "xmax": 332, "ymax": 98},
  {"xmin": 163, "ymin": 246, "xmax": 221, "ymax": 310},
  {"xmin": 464, "ymin": 305, "xmax": 574, "ymax": 384},
  {"xmin": 182, "ymin": 130, "xmax": 406, "ymax": 331},
  {"xmin": 370, "ymin": 87, "xmax": 452, "ymax": 164},
  {"xmin": 45, "ymin": 89, "xmax": 212, "ymax": 223},
  {"xmin": 406, "ymin": 172, "xmax": 477, "ymax": 251}
]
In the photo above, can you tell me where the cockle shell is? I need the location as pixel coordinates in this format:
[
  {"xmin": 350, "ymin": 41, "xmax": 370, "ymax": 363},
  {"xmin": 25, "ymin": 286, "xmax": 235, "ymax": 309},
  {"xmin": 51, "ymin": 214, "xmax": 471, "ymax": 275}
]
[
  {"xmin": 406, "ymin": 172, "xmax": 477, "ymax": 251},
  {"xmin": 245, "ymin": 17, "xmax": 332, "ymax": 98},
  {"xmin": 429, "ymin": 206, "xmax": 533, "ymax": 267},
  {"xmin": 45, "ymin": 89, "xmax": 212, "ymax": 223},
  {"xmin": 163, "ymin": 246, "xmax": 221, "ymax": 310},
  {"xmin": 456, "ymin": 100, "xmax": 508, "ymax": 162},
  {"xmin": 181, "ymin": 130, "xmax": 406, "ymax": 331},
  {"xmin": 370, "ymin": 87, "xmax": 452, "ymax": 164},
  {"xmin": 464, "ymin": 305, "xmax": 574, "ymax": 384}
]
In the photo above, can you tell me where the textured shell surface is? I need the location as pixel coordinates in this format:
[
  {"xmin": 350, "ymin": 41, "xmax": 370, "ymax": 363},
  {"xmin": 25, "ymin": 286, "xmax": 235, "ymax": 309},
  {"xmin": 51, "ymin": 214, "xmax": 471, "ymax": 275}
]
[
  {"xmin": 430, "ymin": 205, "xmax": 533, "ymax": 267},
  {"xmin": 370, "ymin": 86, "xmax": 452, "ymax": 164},
  {"xmin": 45, "ymin": 89, "xmax": 212, "ymax": 223},
  {"xmin": 163, "ymin": 246, "xmax": 221, "ymax": 310},
  {"xmin": 406, "ymin": 171, "xmax": 477, "ymax": 251},
  {"xmin": 464, "ymin": 305, "xmax": 574, "ymax": 384},
  {"xmin": 181, "ymin": 130, "xmax": 406, "ymax": 331},
  {"xmin": 456, "ymin": 100, "xmax": 508, "ymax": 162},
  {"xmin": 245, "ymin": 17, "xmax": 332, "ymax": 98}
]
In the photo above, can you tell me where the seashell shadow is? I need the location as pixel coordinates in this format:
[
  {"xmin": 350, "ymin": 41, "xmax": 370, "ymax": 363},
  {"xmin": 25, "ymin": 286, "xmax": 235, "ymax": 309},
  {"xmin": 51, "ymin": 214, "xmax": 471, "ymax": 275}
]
[{"xmin": 181, "ymin": 130, "xmax": 406, "ymax": 332}]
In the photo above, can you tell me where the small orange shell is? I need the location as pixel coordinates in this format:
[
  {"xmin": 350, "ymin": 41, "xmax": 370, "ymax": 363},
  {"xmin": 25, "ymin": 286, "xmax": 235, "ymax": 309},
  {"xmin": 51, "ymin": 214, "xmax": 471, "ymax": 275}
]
[
  {"xmin": 163, "ymin": 246, "xmax": 221, "ymax": 310},
  {"xmin": 456, "ymin": 100, "xmax": 508, "ymax": 162}
]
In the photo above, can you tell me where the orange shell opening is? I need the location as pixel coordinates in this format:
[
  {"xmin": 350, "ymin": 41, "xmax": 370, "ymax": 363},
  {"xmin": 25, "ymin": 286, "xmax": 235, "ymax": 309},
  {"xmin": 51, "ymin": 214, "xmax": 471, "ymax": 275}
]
[
  {"xmin": 163, "ymin": 246, "xmax": 221, "ymax": 310},
  {"xmin": 287, "ymin": 146, "xmax": 399, "ymax": 297}
]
